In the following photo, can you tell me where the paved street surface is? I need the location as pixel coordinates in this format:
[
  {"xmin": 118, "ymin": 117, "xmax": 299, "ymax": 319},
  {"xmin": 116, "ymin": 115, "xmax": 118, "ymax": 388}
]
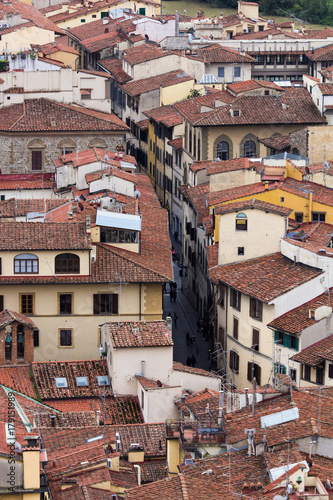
[{"xmin": 162, "ymin": 236, "xmax": 210, "ymax": 371}]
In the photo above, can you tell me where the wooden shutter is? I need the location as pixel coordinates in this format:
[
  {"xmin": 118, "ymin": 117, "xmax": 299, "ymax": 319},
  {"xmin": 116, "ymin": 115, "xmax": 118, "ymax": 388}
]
[
  {"xmin": 235, "ymin": 353, "xmax": 239, "ymax": 373},
  {"xmin": 230, "ymin": 351, "xmax": 234, "ymax": 370},
  {"xmin": 0, "ymin": 295, "xmax": 3, "ymax": 311},
  {"xmin": 31, "ymin": 150, "xmax": 42, "ymax": 170},
  {"xmin": 112, "ymin": 294, "xmax": 118, "ymax": 314},
  {"xmin": 252, "ymin": 329, "xmax": 259, "ymax": 351},
  {"xmin": 329, "ymin": 363, "xmax": 333, "ymax": 379},
  {"xmin": 233, "ymin": 317, "xmax": 238, "ymax": 340},
  {"xmin": 93, "ymin": 294, "xmax": 100, "ymax": 314},
  {"xmin": 247, "ymin": 362, "xmax": 252, "ymax": 382},
  {"xmin": 255, "ymin": 364, "xmax": 261, "ymax": 386},
  {"xmin": 33, "ymin": 330, "xmax": 39, "ymax": 347},
  {"xmin": 257, "ymin": 301, "xmax": 263, "ymax": 321}
]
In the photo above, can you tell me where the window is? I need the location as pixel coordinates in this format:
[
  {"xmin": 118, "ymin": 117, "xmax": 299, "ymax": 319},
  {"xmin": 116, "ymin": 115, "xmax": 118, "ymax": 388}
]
[
  {"xmin": 97, "ymin": 375, "xmax": 109, "ymax": 386},
  {"xmin": 274, "ymin": 363, "xmax": 286, "ymax": 374},
  {"xmin": 217, "ymin": 141, "xmax": 229, "ymax": 160},
  {"xmin": 14, "ymin": 253, "xmax": 38, "ymax": 274},
  {"xmin": 100, "ymin": 228, "xmax": 138, "ymax": 244},
  {"xmin": 76, "ymin": 377, "xmax": 88, "ymax": 387},
  {"xmin": 316, "ymin": 367, "xmax": 324, "ymax": 385},
  {"xmin": 55, "ymin": 377, "xmax": 68, "ymax": 388},
  {"xmin": 303, "ymin": 364, "xmax": 311, "ymax": 381},
  {"xmin": 230, "ymin": 289, "xmax": 241, "ymax": 311},
  {"xmin": 299, "ymin": 54, "xmax": 307, "ymax": 64},
  {"xmin": 280, "ymin": 197, "xmax": 285, "ymax": 203},
  {"xmin": 274, "ymin": 331, "xmax": 299, "ymax": 350},
  {"xmin": 252, "ymin": 328, "xmax": 259, "ymax": 351},
  {"xmin": 234, "ymin": 66, "xmax": 241, "ymax": 78},
  {"xmin": 276, "ymin": 55, "xmax": 284, "ymax": 65},
  {"xmin": 235, "ymin": 213, "xmax": 247, "ymax": 231},
  {"xmin": 233, "ymin": 317, "xmax": 239, "ymax": 340},
  {"xmin": 55, "ymin": 253, "xmax": 80, "ymax": 273},
  {"xmin": 33, "ymin": 330, "xmax": 39, "ymax": 347},
  {"xmin": 295, "ymin": 212, "xmax": 303, "ymax": 223},
  {"xmin": 0, "ymin": 295, "xmax": 3, "ymax": 311},
  {"xmin": 59, "ymin": 294, "xmax": 73, "ymax": 315},
  {"xmin": 249, "ymin": 298, "xmax": 262, "ymax": 321},
  {"xmin": 329, "ymin": 363, "xmax": 333, "ymax": 379},
  {"xmin": 266, "ymin": 55, "xmax": 274, "ymax": 65},
  {"xmin": 59, "ymin": 329, "xmax": 72, "ymax": 347},
  {"xmin": 243, "ymin": 140, "xmax": 256, "ymax": 158},
  {"xmin": 230, "ymin": 350, "xmax": 239, "ymax": 373},
  {"xmin": 233, "ymin": 110, "xmax": 240, "ymax": 117},
  {"xmin": 5, "ymin": 333, "xmax": 12, "ymax": 361},
  {"xmin": 218, "ymin": 66, "xmax": 224, "ymax": 78},
  {"xmin": 17, "ymin": 325, "xmax": 24, "ymax": 358},
  {"xmin": 0, "ymin": 195, "xmax": 5, "ymax": 201},
  {"xmin": 20, "ymin": 294, "xmax": 34, "ymax": 314},
  {"xmin": 238, "ymin": 247, "xmax": 244, "ymax": 255},
  {"xmin": 286, "ymin": 55, "xmax": 296, "ymax": 65},
  {"xmin": 312, "ymin": 212, "xmax": 326, "ymax": 222},
  {"xmin": 31, "ymin": 150, "xmax": 42, "ymax": 170},
  {"xmin": 289, "ymin": 368, "xmax": 297, "ymax": 381},
  {"xmin": 289, "ymin": 335, "xmax": 299, "ymax": 351},
  {"xmin": 258, "ymin": 25, "xmax": 264, "ymax": 31},
  {"xmin": 93, "ymin": 294, "xmax": 118, "ymax": 314},
  {"xmin": 255, "ymin": 55, "xmax": 264, "ymax": 64},
  {"xmin": 247, "ymin": 362, "xmax": 261, "ymax": 386}
]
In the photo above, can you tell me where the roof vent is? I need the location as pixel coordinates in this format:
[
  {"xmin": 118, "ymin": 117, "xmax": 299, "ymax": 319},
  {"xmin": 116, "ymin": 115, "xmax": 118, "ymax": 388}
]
[
  {"xmin": 51, "ymin": 119, "xmax": 56, "ymax": 127},
  {"xmin": 318, "ymin": 248, "xmax": 327, "ymax": 255}
]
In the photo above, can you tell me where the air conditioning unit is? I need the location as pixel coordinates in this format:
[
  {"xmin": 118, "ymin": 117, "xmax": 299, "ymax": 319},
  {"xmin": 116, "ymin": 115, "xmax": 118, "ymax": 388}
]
[
  {"xmin": 115, "ymin": 432, "xmax": 121, "ymax": 451},
  {"xmin": 107, "ymin": 458, "xmax": 112, "ymax": 469}
]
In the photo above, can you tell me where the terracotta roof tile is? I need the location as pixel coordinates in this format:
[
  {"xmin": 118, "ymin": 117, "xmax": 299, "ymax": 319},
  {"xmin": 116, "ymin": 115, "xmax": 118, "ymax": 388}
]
[
  {"xmin": 291, "ymin": 333, "xmax": 333, "ymax": 366},
  {"xmin": 53, "ymin": 147, "xmax": 136, "ymax": 168},
  {"xmin": 0, "ymin": 365, "xmax": 37, "ymax": 398},
  {"xmin": 111, "ymin": 422, "xmax": 166, "ymax": 457},
  {"xmin": 122, "ymin": 44, "xmax": 171, "ymax": 66},
  {"xmin": 301, "ymin": 27, "xmax": 333, "ymax": 39},
  {"xmin": 0, "ymin": 309, "xmax": 37, "ymax": 328},
  {"xmin": 182, "ymin": 44, "xmax": 256, "ymax": 64},
  {"xmin": 32, "ymin": 360, "xmax": 111, "ymax": 399},
  {"xmin": 38, "ymin": 41, "xmax": 79, "ymax": 55},
  {"xmin": 209, "ymin": 253, "xmax": 322, "ymax": 302},
  {"xmin": 305, "ymin": 43, "xmax": 333, "ymax": 60},
  {"xmin": 207, "ymin": 182, "xmax": 267, "ymax": 207},
  {"xmin": 227, "ymin": 79, "xmax": 283, "ymax": 94},
  {"xmin": 173, "ymin": 361, "xmax": 220, "ymax": 378},
  {"xmin": 206, "ymin": 243, "xmax": 219, "ymax": 270},
  {"xmin": 121, "ymin": 70, "xmax": 194, "ymax": 97},
  {"xmin": 205, "ymin": 157, "xmax": 263, "ymax": 175},
  {"xmin": 268, "ymin": 289, "xmax": 333, "ymax": 335},
  {"xmin": 85, "ymin": 167, "xmax": 135, "ymax": 184},
  {"xmin": 258, "ymin": 134, "xmax": 291, "ymax": 150},
  {"xmin": 0, "ymin": 172, "xmax": 55, "ymax": 190},
  {"xmin": 0, "ymin": 197, "xmax": 68, "ymax": 218},
  {"xmin": 0, "ymin": 0, "xmax": 65, "ymax": 34},
  {"xmin": 281, "ymin": 178, "xmax": 333, "ymax": 206},
  {"xmin": 0, "ymin": 221, "xmax": 90, "ymax": 250},
  {"xmin": 97, "ymin": 57, "xmax": 132, "ymax": 84},
  {"xmin": 214, "ymin": 198, "xmax": 292, "ymax": 217},
  {"xmin": 318, "ymin": 83, "xmax": 333, "ymax": 95},
  {"xmin": 0, "ymin": 98, "xmax": 128, "ymax": 132},
  {"xmin": 144, "ymin": 104, "xmax": 183, "ymax": 128},
  {"xmin": 136, "ymin": 375, "xmax": 170, "ymax": 389},
  {"xmin": 168, "ymin": 137, "xmax": 182, "ymax": 149},
  {"xmin": 106, "ymin": 320, "xmax": 173, "ymax": 348},
  {"xmin": 180, "ymin": 182, "xmax": 209, "ymax": 225}
]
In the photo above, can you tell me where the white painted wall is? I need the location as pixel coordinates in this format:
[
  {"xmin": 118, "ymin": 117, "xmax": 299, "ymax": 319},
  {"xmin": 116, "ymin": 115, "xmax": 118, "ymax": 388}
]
[
  {"xmin": 89, "ymin": 174, "xmax": 135, "ymax": 197},
  {"xmin": 0, "ymin": 188, "xmax": 55, "ymax": 200},
  {"xmin": 168, "ymin": 369, "xmax": 221, "ymax": 393},
  {"xmin": 133, "ymin": 18, "xmax": 176, "ymax": 43},
  {"xmin": 138, "ymin": 381, "xmax": 180, "ymax": 423}
]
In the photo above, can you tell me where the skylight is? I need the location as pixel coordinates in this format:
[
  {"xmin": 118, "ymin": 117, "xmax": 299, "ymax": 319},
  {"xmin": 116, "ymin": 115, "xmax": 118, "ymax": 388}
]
[
  {"xmin": 97, "ymin": 376, "xmax": 109, "ymax": 386},
  {"xmin": 55, "ymin": 377, "xmax": 68, "ymax": 388},
  {"xmin": 76, "ymin": 376, "xmax": 88, "ymax": 387}
]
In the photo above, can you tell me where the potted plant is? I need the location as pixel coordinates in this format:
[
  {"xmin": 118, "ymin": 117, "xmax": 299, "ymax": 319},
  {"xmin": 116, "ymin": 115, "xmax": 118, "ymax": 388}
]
[
  {"xmin": 21, "ymin": 52, "xmax": 26, "ymax": 59},
  {"xmin": 11, "ymin": 54, "xmax": 17, "ymax": 60}
]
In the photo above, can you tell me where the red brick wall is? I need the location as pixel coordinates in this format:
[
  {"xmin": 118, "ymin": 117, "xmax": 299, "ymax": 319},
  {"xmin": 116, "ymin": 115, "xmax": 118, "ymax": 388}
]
[{"xmin": 0, "ymin": 322, "xmax": 34, "ymax": 365}]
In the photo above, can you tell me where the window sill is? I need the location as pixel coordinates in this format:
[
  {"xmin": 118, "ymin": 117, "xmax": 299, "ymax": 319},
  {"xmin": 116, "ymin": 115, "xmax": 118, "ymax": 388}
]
[{"xmin": 58, "ymin": 345, "xmax": 74, "ymax": 348}]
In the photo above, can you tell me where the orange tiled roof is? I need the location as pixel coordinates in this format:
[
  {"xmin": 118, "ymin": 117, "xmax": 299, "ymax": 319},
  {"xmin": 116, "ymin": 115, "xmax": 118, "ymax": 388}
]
[
  {"xmin": 37, "ymin": 41, "xmax": 79, "ymax": 55},
  {"xmin": 227, "ymin": 79, "xmax": 283, "ymax": 94},
  {"xmin": 0, "ymin": 98, "xmax": 128, "ymax": 132},
  {"xmin": 0, "ymin": 221, "xmax": 90, "ymax": 250},
  {"xmin": 0, "ymin": 172, "xmax": 55, "ymax": 190},
  {"xmin": 136, "ymin": 375, "xmax": 170, "ymax": 389},
  {"xmin": 168, "ymin": 137, "xmax": 182, "ymax": 150},
  {"xmin": 182, "ymin": 44, "xmax": 256, "ymax": 64},
  {"xmin": 209, "ymin": 253, "xmax": 322, "ymax": 301},
  {"xmin": 144, "ymin": 104, "xmax": 183, "ymax": 128},
  {"xmin": 0, "ymin": 0, "xmax": 65, "ymax": 34},
  {"xmin": 207, "ymin": 181, "xmax": 267, "ymax": 207},
  {"xmin": 0, "ymin": 365, "xmax": 37, "ymax": 398},
  {"xmin": 214, "ymin": 198, "xmax": 292, "ymax": 217},
  {"xmin": 205, "ymin": 157, "xmax": 262, "ymax": 175},
  {"xmin": 318, "ymin": 83, "xmax": 333, "ymax": 95},
  {"xmin": 291, "ymin": 333, "xmax": 333, "ymax": 366},
  {"xmin": 106, "ymin": 320, "xmax": 173, "ymax": 348},
  {"xmin": 54, "ymin": 147, "xmax": 136, "ymax": 168},
  {"xmin": 180, "ymin": 182, "xmax": 209, "ymax": 225},
  {"xmin": 0, "ymin": 309, "xmax": 37, "ymax": 328},
  {"xmin": 268, "ymin": 289, "xmax": 333, "ymax": 335},
  {"xmin": 97, "ymin": 57, "xmax": 132, "ymax": 84},
  {"xmin": 305, "ymin": 43, "xmax": 333, "ymax": 61},
  {"xmin": 258, "ymin": 134, "xmax": 291, "ymax": 150},
  {"xmin": 206, "ymin": 243, "xmax": 219, "ymax": 270},
  {"xmin": 0, "ymin": 197, "xmax": 69, "ymax": 218},
  {"xmin": 173, "ymin": 361, "xmax": 219, "ymax": 378},
  {"xmin": 121, "ymin": 70, "xmax": 194, "ymax": 97},
  {"xmin": 122, "ymin": 43, "xmax": 171, "ymax": 66},
  {"xmin": 85, "ymin": 167, "xmax": 135, "ymax": 184}
]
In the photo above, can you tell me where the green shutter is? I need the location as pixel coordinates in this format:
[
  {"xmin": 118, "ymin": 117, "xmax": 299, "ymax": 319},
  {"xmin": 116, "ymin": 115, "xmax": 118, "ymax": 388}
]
[
  {"xmin": 295, "ymin": 337, "xmax": 299, "ymax": 351},
  {"xmin": 283, "ymin": 334, "xmax": 290, "ymax": 348},
  {"xmin": 274, "ymin": 331, "xmax": 279, "ymax": 344},
  {"xmin": 283, "ymin": 365, "xmax": 287, "ymax": 375}
]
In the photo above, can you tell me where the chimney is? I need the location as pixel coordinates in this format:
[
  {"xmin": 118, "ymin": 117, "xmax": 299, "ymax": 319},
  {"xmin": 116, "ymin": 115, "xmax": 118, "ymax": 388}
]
[
  {"xmin": 141, "ymin": 360, "xmax": 145, "ymax": 377},
  {"xmin": 133, "ymin": 464, "xmax": 141, "ymax": 486},
  {"xmin": 245, "ymin": 387, "xmax": 249, "ymax": 406}
]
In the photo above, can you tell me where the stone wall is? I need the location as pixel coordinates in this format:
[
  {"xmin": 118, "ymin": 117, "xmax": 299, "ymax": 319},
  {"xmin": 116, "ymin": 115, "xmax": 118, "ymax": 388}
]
[
  {"xmin": 290, "ymin": 127, "xmax": 308, "ymax": 157},
  {"xmin": 0, "ymin": 132, "xmax": 125, "ymax": 174}
]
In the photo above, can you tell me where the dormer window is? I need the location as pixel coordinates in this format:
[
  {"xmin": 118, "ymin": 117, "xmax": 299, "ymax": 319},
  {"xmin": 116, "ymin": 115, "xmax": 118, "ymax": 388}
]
[
  {"xmin": 233, "ymin": 109, "xmax": 240, "ymax": 117},
  {"xmin": 14, "ymin": 253, "xmax": 38, "ymax": 274}
]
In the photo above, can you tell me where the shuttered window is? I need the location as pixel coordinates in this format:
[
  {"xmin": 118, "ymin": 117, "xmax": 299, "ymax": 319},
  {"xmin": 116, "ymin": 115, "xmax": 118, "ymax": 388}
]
[{"xmin": 93, "ymin": 294, "xmax": 118, "ymax": 315}]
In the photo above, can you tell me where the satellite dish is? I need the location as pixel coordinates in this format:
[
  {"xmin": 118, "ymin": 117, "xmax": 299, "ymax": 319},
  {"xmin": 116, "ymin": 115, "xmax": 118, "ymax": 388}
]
[
  {"xmin": 104, "ymin": 154, "xmax": 109, "ymax": 162},
  {"xmin": 75, "ymin": 195, "xmax": 80, "ymax": 202},
  {"xmin": 134, "ymin": 190, "xmax": 141, "ymax": 199},
  {"xmin": 324, "ymin": 160, "xmax": 329, "ymax": 170}
]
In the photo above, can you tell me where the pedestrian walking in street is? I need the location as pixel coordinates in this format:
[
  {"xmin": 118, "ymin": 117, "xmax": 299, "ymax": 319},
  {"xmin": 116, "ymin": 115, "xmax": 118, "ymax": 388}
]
[
  {"xmin": 191, "ymin": 333, "xmax": 196, "ymax": 345},
  {"xmin": 191, "ymin": 354, "xmax": 196, "ymax": 367},
  {"xmin": 174, "ymin": 288, "xmax": 177, "ymax": 302},
  {"xmin": 187, "ymin": 355, "xmax": 192, "ymax": 366},
  {"xmin": 174, "ymin": 313, "xmax": 178, "ymax": 328}
]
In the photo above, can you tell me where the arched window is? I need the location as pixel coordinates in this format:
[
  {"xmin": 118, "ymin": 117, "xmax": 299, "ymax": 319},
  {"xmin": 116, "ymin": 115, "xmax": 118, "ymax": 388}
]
[
  {"xmin": 217, "ymin": 141, "xmax": 229, "ymax": 160},
  {"xmin": 14, "ymin": 254, "xmax": 38, "ymax": 274},
  {"xmin": 55, "ymin": 253, "xmax": 80, "ymax": 274},
  {"xmin": 293, "ymin": 147, "xmax": 300, "ymax": 156},
  {"xmin": 235, "ymin": 213, "xmax": 247, "ymax": 231},
  {"xmin": 244, "ymin": 140, "xmax": 256, "ymax": 158},
  {"xmin": 5, "ymin": 332, "xmax": 12, "ymax": 361}
]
